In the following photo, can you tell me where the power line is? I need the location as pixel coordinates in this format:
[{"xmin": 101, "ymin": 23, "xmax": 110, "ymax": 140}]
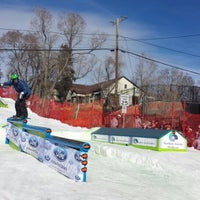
[
  {"xmin": 0, "ymin": 25, "xmax": 199, "ymax": 75},
  {"xmin": 120, "ymin": 35, "xmax": 200, "ymax": 58},
  {"xmin": 133, "ymin": 33, "xmax": 200, "ymax": 41},
  {"xmin": 0, "ymin": 46, "xmax": 199, "ymax": 76},
  {"xmin": 0, "ymin": 27, "xmax": 111, "ymax": 38},
  {"xmin": 0, "ymin": 47, "xmax": 112, "ymax": 52},
  {"xmin": 120, "ymin": 48, "xmax": 200, "ymax": 76},
  {"xmin": 1, "ymin": 26, "xmax": 200, "ymax": 58},
  {"xmin": 1, "ymin": 26, "xmax": 200, "ymax": 39}
]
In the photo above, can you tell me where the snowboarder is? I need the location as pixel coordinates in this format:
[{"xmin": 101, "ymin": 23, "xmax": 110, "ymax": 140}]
[{"xmin": 1, "ymin": 73, "xmax": 31, "ymax": 118}]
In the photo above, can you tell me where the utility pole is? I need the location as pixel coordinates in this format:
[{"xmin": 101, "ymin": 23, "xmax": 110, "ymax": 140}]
[
  {"xmin": 115, "ymin": 18, "xmax": 119, "ymax": 96},
  {"xmin": 111, "ymin": 16, "xmax": 127, "ymax": 96}
]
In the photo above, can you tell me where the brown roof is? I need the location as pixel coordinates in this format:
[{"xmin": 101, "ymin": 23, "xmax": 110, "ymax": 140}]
[
  {"xmin": 70, "ymin": 76, "xmax": 137, "ymax": 95},
  {"xmin": 70, "ymin": 79, "xmax": 116, "ymax": 94}
]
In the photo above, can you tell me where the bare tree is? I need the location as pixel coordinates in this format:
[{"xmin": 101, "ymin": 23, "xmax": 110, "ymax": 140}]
[
  {"xmin": 92, "ymin": 56, "xmax": 115, "ymax": 83},
  {"xmin": 57, "ymin": 12, "xmax": 86, "ymax": 49},
  {"xmin": 30, "ymin": 7, "xmax": 58, "ymax": 98},
  {"xmin": 0, "ymin": 30, "xmax": 39, "ymax": 86},
  {"xmin": 0, "ymin": 8, "xmax": 108, "ymax": 101},
  {"xmin": 132, "ymin": 53, "xmax": 158, "ymax": 87},
  {"xmin": 139, "ymin": 65, "xmax": 196, "ymax": 102},
  {"xmin": 157, "ymin": 68, "xmax": 194, "ymax": 86},
  {"xmin": 91, "ymin": 53, "xmax": 124, "ymax": 84},
  {"xmin": 57, "ymin": 12, "xmax": 107, "ymax": 81},
  {"xmin": 89, "ymin": 31, "xmax": 107, "ymax": 51}
]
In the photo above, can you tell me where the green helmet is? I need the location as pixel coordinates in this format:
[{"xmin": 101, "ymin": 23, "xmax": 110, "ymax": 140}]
[{"xmin": 11, "ymin": 73, "xmax": 18, "ymax": 80}]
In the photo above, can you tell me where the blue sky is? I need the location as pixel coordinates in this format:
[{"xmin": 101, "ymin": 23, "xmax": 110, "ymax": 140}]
[{"xmin": 0, "ymin": 0, "xmax": 200, "ymax": 84}]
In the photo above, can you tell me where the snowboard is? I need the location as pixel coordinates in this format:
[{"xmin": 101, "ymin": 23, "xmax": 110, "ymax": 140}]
[{"xmin": 7, "ymin": 116, "xmax": 30, "ymax": 122}]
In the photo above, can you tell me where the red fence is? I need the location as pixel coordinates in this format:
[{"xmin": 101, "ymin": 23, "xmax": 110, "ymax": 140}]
[
  {"xmin": 1, "ymin": 87, "xmax": 200, "ymax": 147},
  {"xmin": 0, "ymin": 87, "xmax": 104, "ymax": 128}
]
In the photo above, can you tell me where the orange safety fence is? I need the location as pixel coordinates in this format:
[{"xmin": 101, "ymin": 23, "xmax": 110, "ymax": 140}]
[
  {"xmin": 0, "ymin": 87, "xmax": 104, "ymax": 128},
  {"xmin": 1, "ymin": 87, "xmax": 200, "ymax": 147},
  {"xmin": 28, "ymin": 94, "xmax": 104, "ymax": 128}
]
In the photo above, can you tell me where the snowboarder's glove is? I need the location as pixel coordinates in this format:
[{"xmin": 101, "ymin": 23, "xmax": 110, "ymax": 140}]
[
  {"xmin": 0, "ymin": 83, "xmax": 3, "ymax": 87},
  {"xmin": 19, "ymin": 92, "xmax": 24, "ymax": 99}
]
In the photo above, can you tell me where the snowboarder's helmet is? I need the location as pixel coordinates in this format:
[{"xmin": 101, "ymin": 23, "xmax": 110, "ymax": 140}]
[{"xmin": 11, "ymin": 73, "xmax": 18, "ymax": 80}]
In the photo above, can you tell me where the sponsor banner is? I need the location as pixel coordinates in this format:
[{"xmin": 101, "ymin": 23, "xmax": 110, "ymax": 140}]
[
  {"xmin": 43, "ymin": 142, "xmax": 85, "ymax": 182},
  {"xmin": 6, "ymin": 122, "xmax": 88, "ymax": 182},
  {"xmin": 159, "ymin": 130, "xmax": 187, "ymax": 150},
  {"xmin": 132, "ymin": 137, "xmax": 158, "ymax": 147},
  {"xmin": 110, "ymin": 135, "xmax": 130, "ymax": 144},
  {"xmin": 20, "ymin": 131, "xmax": 45, "ymax": 161},
  {"xmin": 6, "ymin": 123, "xmax": 21, "ymax": 147},
  {"xmin": 92, "ymin": 134, "xmax": 109, "ymax": 142}
]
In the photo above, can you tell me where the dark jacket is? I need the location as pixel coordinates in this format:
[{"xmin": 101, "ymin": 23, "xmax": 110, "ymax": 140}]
[{"xmin": 3, "ymin": 79, "xmax": 31, "ymax": 98}]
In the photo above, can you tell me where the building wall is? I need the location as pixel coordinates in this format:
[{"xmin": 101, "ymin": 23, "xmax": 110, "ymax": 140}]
[
  {"xmin": 117, "ymin": 77, "xmax": 141, "ymax": 105},
  {"xmin": 67, "ymin": 77, "xmax": 142, "ymax": 105}
]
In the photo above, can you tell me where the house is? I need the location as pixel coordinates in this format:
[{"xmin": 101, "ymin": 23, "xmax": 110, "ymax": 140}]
[{"xmin": 66, "ymin": 76, "xmax": 142, "ymax": 108}]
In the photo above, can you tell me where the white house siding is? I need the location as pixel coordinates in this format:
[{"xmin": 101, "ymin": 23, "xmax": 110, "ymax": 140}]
[{"xmin": 117, "ymin": 77, "xmax": 140, "ymax": 105}]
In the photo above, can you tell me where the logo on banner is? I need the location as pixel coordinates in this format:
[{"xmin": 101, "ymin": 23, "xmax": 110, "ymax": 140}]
[
  {"xmin": 74, "ymin": 151, "xmax": 82, "ymax": 162},
  {"xmin": 28, "ymin": 136, "xmax": 39, "ymax": 148},
  {"xmin": 12, "ymin": 127, "xmax": 19, "ymax": 137},
  {"xmin": 133, "ymin": 138, "xmax": 139, "ymax": 144},
  {"xmin": 44, "ymin": 155, "xmax": 51, "ymax": 161},
  {"xmin": 44, "ymin": 140, "xmax": 52, "ymax": 150},
  {"xmin": 53, "ymin": 147, "xmax": 67, "ymax": 162},
  {"xmin": 20, "ymin": 133, "xmax": 26, "ymax": 142},
  {"xmin": 169, "ymin": 131, "xmax": 178, "ymax": 141}
]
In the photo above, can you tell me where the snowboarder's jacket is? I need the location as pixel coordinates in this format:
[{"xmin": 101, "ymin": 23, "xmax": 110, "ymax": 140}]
[{"xmin": 3, "ymin": 79, "xmax": 31, "ymax": 98}]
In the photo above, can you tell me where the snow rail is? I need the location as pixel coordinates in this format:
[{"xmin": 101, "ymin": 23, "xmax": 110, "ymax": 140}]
[
  {"xmin": 6, "ymin": 117, "xmax": 27, "ymax": 129},
  {"xmin": 47, "ymin": 136, "xmax": 91, "ymax": 152},
  {"xmin": 22, "ymin": 123, "xmax": 52, "ymax": 138},
  {"xmin": 5, "ymin": 118, "xmax": 90, "ymax": 182}
]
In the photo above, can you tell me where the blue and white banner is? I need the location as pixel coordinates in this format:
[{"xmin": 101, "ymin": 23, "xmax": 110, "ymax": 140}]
[
  {"xmin": 6, "ymin": 122, "xmax": 88, "ymax": 182},
  {"xmin": 6, "ymin": 122, "xmax": 21, "ymax": 147},
  {"xmin": 20, "ymin": 131, "xmax": 45, "ymax": 161},
  {"xmin": 43, "ymin": 141, "xmax": 86, "ymax": 182}
]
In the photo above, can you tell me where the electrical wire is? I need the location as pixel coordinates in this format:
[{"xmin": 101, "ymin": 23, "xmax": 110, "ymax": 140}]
[
  {"xmin": 0, "ymin": 27, "xmax": 200, "ymax": 76},
  {"xmin": 120, "ymin": 48, "xmax": 200, "ymax": 76},
  {"xmin": 120, "ymin": 35, "xmax": 200, "ymax": 58},
  {"xmin": 0, "ymin": 46, "xmax": 199, "ymax": 76}
]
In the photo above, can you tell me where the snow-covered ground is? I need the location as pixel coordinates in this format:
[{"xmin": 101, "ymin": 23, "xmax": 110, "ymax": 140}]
[{"xmin": 0, "ymin": 98, "xmax": 200, "ymax": 200}]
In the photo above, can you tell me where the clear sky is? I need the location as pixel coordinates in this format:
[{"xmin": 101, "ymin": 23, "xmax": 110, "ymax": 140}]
[{"xmin": 0, "ymin": 0, "xmax": 200, "ymax": 84}]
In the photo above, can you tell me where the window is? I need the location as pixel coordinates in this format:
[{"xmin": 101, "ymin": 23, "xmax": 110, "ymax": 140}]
[{"xmin": 124, "ymin": 84, "xmax": 127, "ymax": 89}]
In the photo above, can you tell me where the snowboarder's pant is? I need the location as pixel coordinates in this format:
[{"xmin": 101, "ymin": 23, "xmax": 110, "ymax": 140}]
[{"xmin": 15, "ymin": 95, "xmax": 29, "ymax": 118}]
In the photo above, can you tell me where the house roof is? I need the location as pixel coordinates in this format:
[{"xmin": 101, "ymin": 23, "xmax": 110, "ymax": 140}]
[
  {"xmin": 70, "ymin": 76, "xmax": 138, "ymax": 95},
  {"xmin": 70, "ymin": 78, "xmax": 116, "ymax": 95}
]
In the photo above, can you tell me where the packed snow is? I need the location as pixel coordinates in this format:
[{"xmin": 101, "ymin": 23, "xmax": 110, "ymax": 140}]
[{"xmin": 0, "ymin": 98, "xmax": 200, "ymax": 200}]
